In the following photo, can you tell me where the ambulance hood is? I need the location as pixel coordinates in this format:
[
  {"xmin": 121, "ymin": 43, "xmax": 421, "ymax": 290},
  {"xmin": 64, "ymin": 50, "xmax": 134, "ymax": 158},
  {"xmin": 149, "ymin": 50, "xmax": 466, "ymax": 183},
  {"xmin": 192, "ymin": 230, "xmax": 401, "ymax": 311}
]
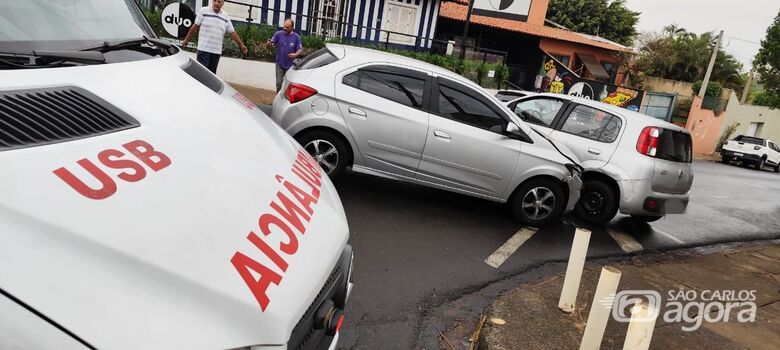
[{"xmin": 0, "ymin": 52, "xmax": 349, "ymax": 349}]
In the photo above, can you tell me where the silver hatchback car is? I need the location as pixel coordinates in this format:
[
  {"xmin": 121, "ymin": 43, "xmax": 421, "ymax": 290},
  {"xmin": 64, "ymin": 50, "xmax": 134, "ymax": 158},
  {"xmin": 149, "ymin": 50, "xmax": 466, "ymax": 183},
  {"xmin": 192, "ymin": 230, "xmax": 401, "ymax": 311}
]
[
  {"xmin": 272, "ymin": 44, "xmax": 583, "ymax": 226},
  {"xmin": 506, "ymin": 93, "xmax": 694, "ymax": 224}
]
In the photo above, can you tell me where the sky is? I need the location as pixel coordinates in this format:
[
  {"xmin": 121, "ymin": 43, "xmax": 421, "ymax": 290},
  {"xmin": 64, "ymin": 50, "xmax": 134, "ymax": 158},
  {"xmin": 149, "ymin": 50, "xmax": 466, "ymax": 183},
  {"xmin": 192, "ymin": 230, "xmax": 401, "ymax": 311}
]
[{"xmin": 623, "ymin": 0, "xmax": 779, "ymax": 71}]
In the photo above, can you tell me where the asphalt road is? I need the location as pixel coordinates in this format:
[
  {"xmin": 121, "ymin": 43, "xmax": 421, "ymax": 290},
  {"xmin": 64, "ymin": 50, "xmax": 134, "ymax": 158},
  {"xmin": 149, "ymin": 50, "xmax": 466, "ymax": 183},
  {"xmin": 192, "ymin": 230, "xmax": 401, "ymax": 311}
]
[
  {"xmin": 257, "ymin": 105, "xmax": 780, "ymax": 349},
  {"xmin": 334, "ymin": 160, "xmax": 780, "ymax": 349}
]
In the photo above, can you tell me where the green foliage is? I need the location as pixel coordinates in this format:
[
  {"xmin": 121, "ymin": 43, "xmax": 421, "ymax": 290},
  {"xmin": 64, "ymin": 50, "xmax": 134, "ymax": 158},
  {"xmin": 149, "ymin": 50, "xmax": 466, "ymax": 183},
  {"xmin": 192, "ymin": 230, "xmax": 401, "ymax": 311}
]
[
  {"xmin": 547, "ymin": 0, "xmax": 639, "ymax": 46},
  {"xmin": 633, "ymin": 27, "xmax": 744, "ymax": 93},
  {"xmin": 716, "ymin": 122, "xmax": 740, "ymax": 153},
  {"xmin": 692, "ymin": 81, "xmax": 723, "ymax": 98},
  {"xmin": 494, "ymin": 65, "xmax": 509, "ymax": 90},
  {"xmin": 753, "ymin": 91, "xmax": 780, "ymax": 109},
  {"xmin": 753, "ymin": 10, "xmax": 780, "ymax": 108},
  {"xmin": 144, "ymin": 9, "xmax": 165, "ymax": 37},
  {"xmin": 475, "ymin": 63, "xmax": 488, "ymax": 86}
]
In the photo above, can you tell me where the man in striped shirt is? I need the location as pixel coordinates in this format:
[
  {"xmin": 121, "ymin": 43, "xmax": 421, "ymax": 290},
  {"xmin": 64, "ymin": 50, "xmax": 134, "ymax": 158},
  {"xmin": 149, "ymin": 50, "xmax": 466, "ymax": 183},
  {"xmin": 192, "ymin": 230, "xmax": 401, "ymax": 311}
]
[{"xmin": 182, "ymin": 0, "xmax": 248, "ymax": 73}]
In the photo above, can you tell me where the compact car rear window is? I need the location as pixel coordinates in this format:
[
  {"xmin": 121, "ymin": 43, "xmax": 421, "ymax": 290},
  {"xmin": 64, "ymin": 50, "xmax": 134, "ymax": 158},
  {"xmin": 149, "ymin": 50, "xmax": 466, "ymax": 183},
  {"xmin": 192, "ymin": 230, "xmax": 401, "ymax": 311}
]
[
  {"xmin": 294, "ymin": 48, "xmax": 338, "ymax": 70},
  {"xmin": 656, "ymin": 129, "xmax": 692, "ymax": 163}
]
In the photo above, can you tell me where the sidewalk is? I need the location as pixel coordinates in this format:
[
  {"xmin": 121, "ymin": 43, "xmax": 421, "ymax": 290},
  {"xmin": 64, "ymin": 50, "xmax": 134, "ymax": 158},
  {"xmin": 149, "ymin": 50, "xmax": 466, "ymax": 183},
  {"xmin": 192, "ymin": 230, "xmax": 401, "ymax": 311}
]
[
  {"xmin": 230, "ymin": 83, "xmax": 276, "ymax": 106},
  {"xmin": 472, "ymin": 242, "xmax": 780, "ymax": 350}
]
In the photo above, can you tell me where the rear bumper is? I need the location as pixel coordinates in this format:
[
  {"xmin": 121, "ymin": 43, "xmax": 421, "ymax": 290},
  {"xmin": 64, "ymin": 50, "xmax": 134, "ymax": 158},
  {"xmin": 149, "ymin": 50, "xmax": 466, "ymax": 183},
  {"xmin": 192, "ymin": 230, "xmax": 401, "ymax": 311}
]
[
  {"xmin": 721, "ymin": 149, "xmax": 761, "ymax": 163},
  {"xmin": 619, "ymin": 178, "xmax": 689, "ymax": 216}
]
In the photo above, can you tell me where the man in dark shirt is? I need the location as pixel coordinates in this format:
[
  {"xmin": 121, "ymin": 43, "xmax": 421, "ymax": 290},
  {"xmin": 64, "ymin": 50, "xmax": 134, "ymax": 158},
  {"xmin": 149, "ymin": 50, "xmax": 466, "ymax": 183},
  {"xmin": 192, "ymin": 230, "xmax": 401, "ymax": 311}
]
[{"xmin": 266, "ymin": 19, "xmax": 303, "ymax": 92}]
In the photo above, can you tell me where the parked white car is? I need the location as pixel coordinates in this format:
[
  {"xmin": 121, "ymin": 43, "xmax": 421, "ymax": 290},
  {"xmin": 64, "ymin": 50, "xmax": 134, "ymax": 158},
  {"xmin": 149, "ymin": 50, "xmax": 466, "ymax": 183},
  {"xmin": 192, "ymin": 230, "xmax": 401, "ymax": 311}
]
[
  {"xmin": 495, "ymin": 89, "xmax": 539, "ymax": 102},
  {"xmin": 506, "ymin": 94, "xmax": 694, "ymax": 224},
  {"xmin": 0, "ymin": 1, "xmax": 352, "ymax": 349},
  {"xmin": 721, "ymin": 135, "xmax": 780, "ymax": 172},
  {"xmin": 272, "ymin": 44, "xmax": 583, "ymax": 227}
]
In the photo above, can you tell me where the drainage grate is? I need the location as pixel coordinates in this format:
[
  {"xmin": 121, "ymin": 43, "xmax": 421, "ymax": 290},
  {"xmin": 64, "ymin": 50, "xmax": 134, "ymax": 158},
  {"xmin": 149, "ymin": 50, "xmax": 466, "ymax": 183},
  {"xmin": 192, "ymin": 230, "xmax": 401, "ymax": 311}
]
[{"xmin": 0, "ymin": 87, "xmax": 139, "ymax": 151}]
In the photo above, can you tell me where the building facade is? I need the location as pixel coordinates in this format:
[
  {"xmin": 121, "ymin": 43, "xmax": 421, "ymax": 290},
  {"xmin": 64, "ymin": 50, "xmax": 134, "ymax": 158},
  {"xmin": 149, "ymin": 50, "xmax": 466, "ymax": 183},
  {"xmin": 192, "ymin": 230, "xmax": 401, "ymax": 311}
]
[{"xmin": 435, "ymin": 0, "xmax": 639, "ymax": 104}]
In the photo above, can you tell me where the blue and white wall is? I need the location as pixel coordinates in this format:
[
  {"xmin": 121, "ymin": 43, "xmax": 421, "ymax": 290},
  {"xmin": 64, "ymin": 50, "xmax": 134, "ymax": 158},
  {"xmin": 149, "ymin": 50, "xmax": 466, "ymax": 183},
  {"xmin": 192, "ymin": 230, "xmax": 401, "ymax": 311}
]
[
  {"xmin": 343, "ymin": 0, "xmax": 440, "ymax": 48},
  {"xmin": 221, "ymin": 0, "xmax": 312, "ymax": 31},
  {"xmin": 220, "ymin": 0, "xmax": 440, "ymax": 48}
]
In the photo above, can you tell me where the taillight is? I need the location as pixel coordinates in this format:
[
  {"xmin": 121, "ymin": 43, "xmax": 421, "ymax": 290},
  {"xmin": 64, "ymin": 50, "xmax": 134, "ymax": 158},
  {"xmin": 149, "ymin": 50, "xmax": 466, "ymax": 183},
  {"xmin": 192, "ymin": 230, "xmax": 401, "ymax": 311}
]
[
  {"xmin": 636, "ymin": 127, "xmax": 660, "ymax": 157},
  {"xmin": 284, "ymin": 83, "xmax": 317, "ymax": 104}
]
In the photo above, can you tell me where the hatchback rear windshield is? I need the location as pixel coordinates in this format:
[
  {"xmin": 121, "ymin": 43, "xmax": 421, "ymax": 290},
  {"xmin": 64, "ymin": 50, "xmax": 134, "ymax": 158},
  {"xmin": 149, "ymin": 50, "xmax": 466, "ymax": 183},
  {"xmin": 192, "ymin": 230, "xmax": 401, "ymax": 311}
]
[
  {"xmin": 733, "ymin": 135, "xmax": 764, "ymax": 145},
  {"xmin": 294, "ymin": 48, "xmax": 338, "ymax": 70},
  {"xmin": 656, "ymin": 129, "xmax": 692, "ymax": 163}
]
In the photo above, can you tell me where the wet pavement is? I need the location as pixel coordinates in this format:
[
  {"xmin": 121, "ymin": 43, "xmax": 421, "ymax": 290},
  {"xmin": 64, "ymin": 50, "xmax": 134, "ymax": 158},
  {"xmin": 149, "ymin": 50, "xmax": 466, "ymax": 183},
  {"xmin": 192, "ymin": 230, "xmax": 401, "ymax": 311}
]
[
  {"xmin": 255, "ymin": 103, "xmax": 780, "ymax": 349},
  {"xmin": 333, "ymin": 160, "xmax": 780, "ymax": 349}
]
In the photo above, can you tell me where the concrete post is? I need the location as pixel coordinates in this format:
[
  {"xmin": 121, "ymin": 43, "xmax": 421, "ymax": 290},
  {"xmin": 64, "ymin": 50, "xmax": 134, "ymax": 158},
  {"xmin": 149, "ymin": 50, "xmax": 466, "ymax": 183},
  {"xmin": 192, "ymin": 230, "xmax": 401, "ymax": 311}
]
[
  {"xmin": 446, "ymin": 40, "xmax": 455, "ymax": 56},
  {"xmin": 579, "ymin": 267, "xmax": 622, "ymax": 350},
  {"xmin": 558, "ymin": 228, "xmax": 592, "ymax": 313},
  {"xmin": 622, "ymin": 301, "xmax": 658, "ymax": 350}
]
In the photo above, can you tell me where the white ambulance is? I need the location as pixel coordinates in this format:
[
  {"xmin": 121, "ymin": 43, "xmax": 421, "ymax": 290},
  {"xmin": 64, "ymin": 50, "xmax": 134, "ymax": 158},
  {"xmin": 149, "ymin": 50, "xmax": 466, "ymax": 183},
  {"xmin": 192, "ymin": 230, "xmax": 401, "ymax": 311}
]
[{"xmin": 0, "ymin": 1, "xmax": 353, "ymax": 349}]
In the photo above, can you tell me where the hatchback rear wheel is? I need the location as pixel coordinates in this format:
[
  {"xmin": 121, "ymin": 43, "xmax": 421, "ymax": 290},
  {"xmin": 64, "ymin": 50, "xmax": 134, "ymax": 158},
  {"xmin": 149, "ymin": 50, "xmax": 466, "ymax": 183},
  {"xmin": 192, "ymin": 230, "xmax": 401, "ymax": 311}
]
[
  {"xmin": 511, "ymin": 178, "xmax": 565, "ymax": 227},
  {"xmin": 296, "ymin": 130, "xmax": 350, "ymax": 178},
  {"xmin": 574, "ymin": 180, "xmax": 619, "ymax": 225}
]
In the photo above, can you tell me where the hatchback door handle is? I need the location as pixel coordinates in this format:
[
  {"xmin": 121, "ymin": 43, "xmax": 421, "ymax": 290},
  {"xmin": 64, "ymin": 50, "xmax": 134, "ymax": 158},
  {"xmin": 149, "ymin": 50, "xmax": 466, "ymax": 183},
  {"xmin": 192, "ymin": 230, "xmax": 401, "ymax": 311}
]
[
  {"xmin": 348, "ymin": 107, "xmax": 366, "ymax": 117},
  {"xmin": 588, "ymin": 148, "xmax": 601, "ymax": 155},
  {"xmin": 434, "ymin": 130, "xmax": 451, "ymax": 140}
]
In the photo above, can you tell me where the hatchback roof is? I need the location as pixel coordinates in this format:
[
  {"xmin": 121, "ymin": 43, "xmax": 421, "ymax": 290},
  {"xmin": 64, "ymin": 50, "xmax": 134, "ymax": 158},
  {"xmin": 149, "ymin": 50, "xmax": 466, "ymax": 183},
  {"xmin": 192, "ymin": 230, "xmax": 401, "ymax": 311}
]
[
  {"xmin": 527, "ymin": 92, "xmax": 689, "ymax": 133},
  {"xmin": 327, "ymin": 43, "xmax": 483, "ymax": 88}
]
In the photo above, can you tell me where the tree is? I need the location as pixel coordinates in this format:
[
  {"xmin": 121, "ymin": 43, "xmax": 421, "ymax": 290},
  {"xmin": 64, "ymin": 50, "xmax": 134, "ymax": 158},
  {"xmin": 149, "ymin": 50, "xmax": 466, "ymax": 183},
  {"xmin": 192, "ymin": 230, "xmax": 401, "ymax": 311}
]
[
  {"xmin": 631, "ymin": 26, "xmax": 744, "ymax": 94},
  {"xmin": 547, "ymin": 0, "xmax": 640, "ymax": 46},
  {"xmin": 753, "ymin": 10, "xmax": 780, "ymax": 108}
]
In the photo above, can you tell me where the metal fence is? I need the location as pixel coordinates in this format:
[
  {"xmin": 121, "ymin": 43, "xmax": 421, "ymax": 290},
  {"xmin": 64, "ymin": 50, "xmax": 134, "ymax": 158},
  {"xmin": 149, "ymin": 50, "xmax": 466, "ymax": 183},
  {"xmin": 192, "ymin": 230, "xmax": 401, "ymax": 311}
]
[{"xmin": 138, "ymin": 0, "xmax": 506, "ymax": 64}]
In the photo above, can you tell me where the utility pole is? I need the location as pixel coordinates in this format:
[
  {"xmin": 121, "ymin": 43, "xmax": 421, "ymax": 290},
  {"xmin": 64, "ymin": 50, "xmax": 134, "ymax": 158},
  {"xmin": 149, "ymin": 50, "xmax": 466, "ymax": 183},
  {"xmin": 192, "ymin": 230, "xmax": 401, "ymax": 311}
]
[
  {"xmin": 741, "ymin": 70, "xmax": 754, "ymax": 104},
  {"xmin": 698, "ymin": 30, "xmax": 724, "ymax": 97},
  {"xmin": 459, "ymin": 1, "xmax": 476, "ymax": 60}
]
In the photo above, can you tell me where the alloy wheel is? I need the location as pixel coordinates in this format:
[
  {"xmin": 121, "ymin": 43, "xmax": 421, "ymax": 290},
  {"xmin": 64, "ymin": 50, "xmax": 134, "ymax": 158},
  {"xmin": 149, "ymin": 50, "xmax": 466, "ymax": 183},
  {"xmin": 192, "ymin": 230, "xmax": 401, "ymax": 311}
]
[
  {"xmin": 304, "ymin": 139, "xmax": 339, "ymax": 174},
  {"xmin": 521, "ymin": 187, "xmax": 556, "ymax": 221}
]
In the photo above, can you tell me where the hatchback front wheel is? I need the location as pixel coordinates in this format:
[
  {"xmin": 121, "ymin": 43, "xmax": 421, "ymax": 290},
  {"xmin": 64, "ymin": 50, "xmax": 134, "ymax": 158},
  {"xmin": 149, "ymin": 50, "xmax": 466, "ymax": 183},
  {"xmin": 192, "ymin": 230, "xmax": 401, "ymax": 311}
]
[{"xmin": 511, "ymin": 178, "xmax": 566, "ymax": 227}]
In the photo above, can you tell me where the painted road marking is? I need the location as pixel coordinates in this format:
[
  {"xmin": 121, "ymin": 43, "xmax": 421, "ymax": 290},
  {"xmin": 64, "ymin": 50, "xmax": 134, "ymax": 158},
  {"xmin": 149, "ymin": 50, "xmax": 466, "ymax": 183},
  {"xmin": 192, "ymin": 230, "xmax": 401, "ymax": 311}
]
[
  {"xmin": 485, "ymin": 227, "xmax": 538, "ymax": 268},
  {"xmin": 653, "ymin": 228, "xmax": 686, "ymax": 244},
  {"xmin": 607, "ymin": 228, "xmax": 644, "ymax": 253}
]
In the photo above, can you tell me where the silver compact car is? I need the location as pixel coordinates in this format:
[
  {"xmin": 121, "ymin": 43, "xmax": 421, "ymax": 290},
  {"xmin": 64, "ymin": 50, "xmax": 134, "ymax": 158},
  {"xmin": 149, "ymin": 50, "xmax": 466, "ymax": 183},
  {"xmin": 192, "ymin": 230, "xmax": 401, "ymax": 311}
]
[
  {"xmin": 506, "ymin": 94, "xmax": 693, "ymax": 224},
  {"xmin": 272, "ymin": 44, "xmax": 583, "ymax": 226}
]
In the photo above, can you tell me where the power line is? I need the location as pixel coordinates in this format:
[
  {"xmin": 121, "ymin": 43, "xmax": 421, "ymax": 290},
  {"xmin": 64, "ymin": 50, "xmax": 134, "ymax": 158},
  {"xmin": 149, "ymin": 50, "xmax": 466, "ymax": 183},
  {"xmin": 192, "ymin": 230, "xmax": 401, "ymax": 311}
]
[{"xmin": 724, "ymin": 35, "xmax": 761, "ymax": 45}]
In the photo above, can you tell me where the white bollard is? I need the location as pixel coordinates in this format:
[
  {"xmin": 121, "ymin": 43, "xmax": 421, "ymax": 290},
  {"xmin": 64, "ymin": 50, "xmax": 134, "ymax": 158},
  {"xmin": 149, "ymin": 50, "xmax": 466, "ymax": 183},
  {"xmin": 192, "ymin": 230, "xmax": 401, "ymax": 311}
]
[
  {"xmin": 558, "ymin": 228, "xmax": 592, "ymax": 313},
  {"xmin": 446, "ymin": 40, "xmax": 455, "ymax": 56},
  {"xmin": 622, "ymin": 301, "xmax": 658, "ymax": 350},
  {"xmin": 579, "ymin": 266, "xmax": 623, "ymax": 350}
]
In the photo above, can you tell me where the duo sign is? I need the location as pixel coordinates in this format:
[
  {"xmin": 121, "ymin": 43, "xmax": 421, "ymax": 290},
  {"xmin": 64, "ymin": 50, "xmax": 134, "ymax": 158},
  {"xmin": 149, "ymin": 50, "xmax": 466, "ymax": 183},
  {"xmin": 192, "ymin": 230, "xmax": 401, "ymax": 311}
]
[{"xmin": 161, "ymin": 3, "xmax": 196, "ymax": 39}]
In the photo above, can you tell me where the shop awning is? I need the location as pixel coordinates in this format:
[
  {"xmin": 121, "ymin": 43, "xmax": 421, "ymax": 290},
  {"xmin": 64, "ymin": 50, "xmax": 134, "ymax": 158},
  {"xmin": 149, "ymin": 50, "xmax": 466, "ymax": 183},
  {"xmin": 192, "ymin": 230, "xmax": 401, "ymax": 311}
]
[{"xmin": 575, "ymin": 53, "xmax": 610, "ymax": 79}]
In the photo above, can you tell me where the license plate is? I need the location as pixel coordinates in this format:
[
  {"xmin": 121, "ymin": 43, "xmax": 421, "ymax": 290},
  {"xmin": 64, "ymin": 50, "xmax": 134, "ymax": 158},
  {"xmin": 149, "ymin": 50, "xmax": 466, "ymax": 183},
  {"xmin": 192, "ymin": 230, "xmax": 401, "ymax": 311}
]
[{"xmin": 734, "ymin": 153, "xmax": 743, "ymax": 157}]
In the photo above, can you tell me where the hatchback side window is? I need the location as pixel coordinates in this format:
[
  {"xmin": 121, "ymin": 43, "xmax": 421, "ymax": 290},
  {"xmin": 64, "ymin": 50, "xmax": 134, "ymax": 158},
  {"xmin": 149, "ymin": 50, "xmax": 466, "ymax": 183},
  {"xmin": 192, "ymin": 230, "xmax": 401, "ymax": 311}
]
[
  {"xmin": 356, "ymin": 70, "xmax": 425, "ymax": 109},
  {"xmin": 560, "ymin": 105, "xmax": 622, "ymax": 143},
  {"xmin": 512, "ymin": 98, "xmax": 564, "ymax": 127},
  {"xmin": 437, "ymin": 84, "xmax": 506, "ymax": 132}
]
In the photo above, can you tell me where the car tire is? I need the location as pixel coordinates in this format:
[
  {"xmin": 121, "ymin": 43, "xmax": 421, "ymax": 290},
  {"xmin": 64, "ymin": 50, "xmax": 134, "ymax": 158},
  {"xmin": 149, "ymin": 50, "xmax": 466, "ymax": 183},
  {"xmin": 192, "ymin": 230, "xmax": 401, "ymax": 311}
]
[
  {"xmin": 756, "ymin": 158, "xmax": 766, "ymax": 170},
  {"xmin": 511, "ymin": 178, "xmax": 566, "ymax": 227},
  {"xmin": 774, "ymin": 163, "xmax": 780, "ymax": 173},
  {"xmin": 720, "ymin": 157, "xmax": 729, "ymax": 164},
  {"xmin": 296, "ymin": 130, "xmax": 350, "ymax": 179},
  {"xmin": 631, "ymin": 215, "xmax": 663, "ymax": 223},
  {"xmin": 574, "ymin": 180, "xmax": 619, "ymax": 225}
]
